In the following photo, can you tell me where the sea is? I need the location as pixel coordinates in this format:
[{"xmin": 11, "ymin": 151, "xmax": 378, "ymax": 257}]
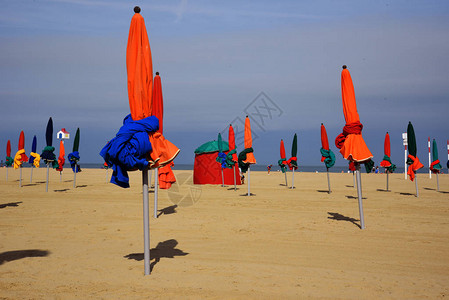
[{"xmin": 21, "ymin": 163, "xmax": 442, "ymax": 174}]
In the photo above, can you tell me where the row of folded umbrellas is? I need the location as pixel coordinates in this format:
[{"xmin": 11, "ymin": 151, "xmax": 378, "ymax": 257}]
[{"xmin": 3, "ymin": 117, "xmax": 81, "ymax": 174}]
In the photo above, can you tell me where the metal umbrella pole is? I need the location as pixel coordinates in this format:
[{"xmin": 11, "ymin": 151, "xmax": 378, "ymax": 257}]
[
  {"xmin": 326, "ymin": 167, "xmax": 331, "ymax": 194},
  {"xmin": 284, "ymin": 171, "xmax": 288, "ymax": 187},
  {"xmin": 414, "ymin": 172, "xmax": 419, "ymax": 197},
  {"xmin": 73, "ymin": 164, "xmax": 77, "ymax": 188},
  {"xmin": 437, "ymin": 173, "xmax": 440, "ymax": 192},
  {"xmin": 386, "ymin": 171, "xmax": 389, "ymax": 191},
  {"xmin": 19, "ymin": 166, "xmax": 22, "ymax": 188},
  {"xmin": 247, "ymin": 166, "xmax": 251, "ymax": 196},
  {"xmin": 221, "ymin": 168, "xmax": 225, "ymax": 187},
  {"xmin": 46, "ymin": 162, "xmax": 50, "ymax": 192},
  {"xmin": 30, "ymin": 166, "xmax": 33, "ymax": 183},
  {"xmin": 6, "ymin": 166, "xmax": 8, "ymax": 181},
  {"xmin": 233, "ymin": 164, "xmax": 237, "ymax": 191},
  {"xmin": 290, "ymin": 168, "xmax": 295, "ymax": 189},
  {"xmin": 142, "ymin": 168, "xmax": 150, "ymax": 275},
  {"xmin": 154, "ymin": 168, "xmax": 159, "ymax": 218},
  {"xmin": 355, "ymin": 164, "xmax": 365, "ymax": 229}
]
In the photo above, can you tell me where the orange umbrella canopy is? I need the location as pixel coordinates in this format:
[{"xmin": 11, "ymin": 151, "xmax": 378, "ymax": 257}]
[
  {"xmin": 335, "ymin": 66, "xmax": 373, "ymax": 162},
  {"xmin": 152, "ymin": 72, "xmax": 163, "ymax": 133},
  {"xmin": 56, "ymin": 140, "xmax": 65, "ymax": 172},
  {"xmin": 228, "ymin": 124, "xmax": 237, "ymax": 162},
  {"xmin": 126, "ymin": 6, "xmax": 153, "ymax": 121},
  {"xmin": 243, "ymin": 116, "xmax": 256, "ymax": 164}
]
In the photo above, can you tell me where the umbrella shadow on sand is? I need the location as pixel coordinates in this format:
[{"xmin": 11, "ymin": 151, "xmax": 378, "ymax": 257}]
[
  {"xmin": 397, "ymin": 192, "xmax": 415, "ymax": 196},
  {"xmin": 157, "ymin": 205, "xmax": 177, "ymax": 217},
  {"xmin": 345, "ymin": 195, "xmax": 366, "ymax": 200},
  {"xmin": 124, "ymin": 239, "xmax": 188, "ymax": 272},
  {"xmin": 0, "ymin": 250, "xmax": 50, "ymax": 265},
  {"xmin": 0, "ymin": 201, "xmax": 22, "ymax": 209},
  {"xmin": 328, "ymin": 212, "xmax": 361, "ymax": 229}
]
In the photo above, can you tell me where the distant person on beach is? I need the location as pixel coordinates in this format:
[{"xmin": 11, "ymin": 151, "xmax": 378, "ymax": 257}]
[
  {"xmin": 375, "ymin": 166, "xmax": 379, "ymax": 174},
  {"xmin": 267, "ymin": 164, "xmax": 272, "ymax": 174}
]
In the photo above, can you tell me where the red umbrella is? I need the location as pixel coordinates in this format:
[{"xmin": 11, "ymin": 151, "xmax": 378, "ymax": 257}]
[
  {"xmin": 320, "ymin": 123, "xmax": 335, "ymax": 193},
  {"xmin": 320, "ymin": 123, "xmax": 329, "ymax": 158},
  {"xmin": 56, "ymin": 140, "xmax": 65, "ymax": 173},
  {"xmin": 228, "ymin": 125, "xmax": 237, "ymax": 162},
  {"xmin": 279, "ymin": 139, "xmax": 288, "ymax": 186},
  {"xmin": 14, "ymin": 131, "xmax": 28, "ymax": 187},
  {"xmin": 380, "ymin": 132, "xmax": 396, "ymax": 190},
  {"xmin": 6, "ymin": 140, "xmax": 11, "ymax": 160},
  {"xmin": 14, "ymin": 131, "xmax": 28, "ymax": 169},
  {"xmin": 152, "ymin": 72, "xmax": 163, "ymax": 133},
  {"xmin": 153, "ymin": 72, "xmax": 176, "ymax": 194},
  {"xmin": 229, "ymin": 124, "xmax": 238, "ymax": 190}
]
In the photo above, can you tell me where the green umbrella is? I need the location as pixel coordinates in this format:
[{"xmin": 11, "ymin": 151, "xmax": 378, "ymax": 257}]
[
  {"xmin": 217, "ymin": 133, "xmax": 225, "ymax": 187},
  {"xmin": 431, "ymin": 139, "xmax": 442, "ymax": 191},
  {"xmin": 407, "ymin": 122, "xmax": 417, "ymax": 158},
  {"xmin": 73, "ymin": 128, "xmax": 80, "ymax": 152},
  {"xmin": 406, "ymin": 122, "xmax": 423, "ymax": 196},
  {"xmin": 289, "ymin": 133, "xmax": 298, "ymax": 189}
]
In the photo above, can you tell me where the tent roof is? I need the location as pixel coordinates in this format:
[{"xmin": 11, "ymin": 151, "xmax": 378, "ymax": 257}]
[{"xmin": 194, "ymin": 140, "xmax": 229, "ymax": 154}]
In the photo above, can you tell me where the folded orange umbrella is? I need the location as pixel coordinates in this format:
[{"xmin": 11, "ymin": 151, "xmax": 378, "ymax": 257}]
[
  {"xmin": 126, "ymin": 8, "xmax": 179, "ymax": 169},
  {"xmin": 335, "ymin": 66, "xmax": 373, "ymax": 164},
  {"xmin": 126, "ymin": 7, "xmax": 153, "ymax": 121},
  {"xmin": 243, "ymin": 116, "xmax": 256, "ymax": 164},
  {"xmin": 56, "ymin": 140, "xmax": 65, "ymax": 172}
]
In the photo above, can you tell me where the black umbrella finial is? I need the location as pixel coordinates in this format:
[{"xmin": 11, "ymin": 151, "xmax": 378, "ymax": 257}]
[
  {"xmin": 156, "ymin": 71, "xmax": 159, "ymax": 75},
  {"xmin": 134, "ymin": 6, "xmax": 141, "ymax": 13},
  {"xmin": 342, "ymin": 65, "xmax": 347, "ymax": 69},
  {"xmin": 321, "ymin": 123, "xmax": 323, "ymax": 125}
]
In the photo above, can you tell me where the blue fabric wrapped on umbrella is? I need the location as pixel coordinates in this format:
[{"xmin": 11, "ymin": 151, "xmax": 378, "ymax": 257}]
[
  {"xmin": 68, "ymin": 128, "xmax": 82, "ymax": 173},
  {"xmin": 100, "ymin": 114, "xmax": 159, "ymax": 188}
]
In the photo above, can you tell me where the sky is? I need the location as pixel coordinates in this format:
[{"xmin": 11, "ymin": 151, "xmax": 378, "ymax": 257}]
[{"xmin": 1, "ymin": 0, "xmax": 449, "ymax": 167}]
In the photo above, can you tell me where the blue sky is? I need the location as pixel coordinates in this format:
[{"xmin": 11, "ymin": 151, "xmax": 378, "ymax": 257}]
[{"xmin": 1, "ymin": 0, "xmax": 448, "ymax": 167}]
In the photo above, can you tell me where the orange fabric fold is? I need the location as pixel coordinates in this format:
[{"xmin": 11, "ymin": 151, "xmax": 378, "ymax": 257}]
[
  {"xmin": 407, "ymin": 155, "xmax": 424, "ymax": 181},
  {"xmin": 148, "ymin": 132, "xmax": 180, "ymax": 168},
  {"xmin": 340, "ymin": 134, "xmax": 373, "ymax": 163},
  {"xmin": 158, "ymin": 162, "xmax": 176, "ymax": 189}
]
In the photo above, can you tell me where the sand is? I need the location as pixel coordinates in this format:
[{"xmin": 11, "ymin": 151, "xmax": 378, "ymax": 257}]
[{"xmin": 1, "ymin": 167, "xmax": 449, "ymax": 299}]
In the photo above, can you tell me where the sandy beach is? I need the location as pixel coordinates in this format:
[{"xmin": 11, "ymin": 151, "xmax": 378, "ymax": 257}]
[{"xmin": 1, "ymin": 167, "xmax": 449, "ymax": 299}]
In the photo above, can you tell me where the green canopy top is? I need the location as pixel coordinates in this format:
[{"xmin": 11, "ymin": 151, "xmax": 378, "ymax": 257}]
[
  {"xmin": 291, "ymin": 133, "xmax": 297, "ymax": 157},
  {"xmin": 217, "ymin": 133, "xmax": 223, "ymax": 153},
  {"xmin": 194, "ymin": 140, "xmax": 230, "ymax": 154},
  {"xmin": 73, "ymin": 128, "xmax": 80, "ymax": 152},
  {"xmin": 407, "ymin": 122, "xmax": 417, "ymax": 157},
  {"xmin": 432, "ymin": 139, "xmax": 439, "ymax": 161}
]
